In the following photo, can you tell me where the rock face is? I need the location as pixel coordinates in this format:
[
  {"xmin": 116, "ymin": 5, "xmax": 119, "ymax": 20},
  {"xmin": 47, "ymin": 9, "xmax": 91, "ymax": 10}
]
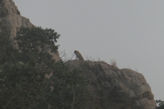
[
  {"xmin": 0, "ymin": 0, "xmax": 33, "ymax": 38},
  {"xmin": 0, "ymin": 0, "xmax": 61, "ymax": 61},
  {"xmin": 0, "ymin": 0, "xmax": 156, "ymax": 108},
  {"xmin": 66, "ymin": 60, "xmax": 156, "ymax": 109}
]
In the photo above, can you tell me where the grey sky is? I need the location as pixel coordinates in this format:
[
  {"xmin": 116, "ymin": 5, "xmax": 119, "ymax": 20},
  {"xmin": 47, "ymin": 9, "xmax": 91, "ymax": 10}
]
[{"xmin": 14, "ymin": 0, "xmax": 164, "ymax": 100}]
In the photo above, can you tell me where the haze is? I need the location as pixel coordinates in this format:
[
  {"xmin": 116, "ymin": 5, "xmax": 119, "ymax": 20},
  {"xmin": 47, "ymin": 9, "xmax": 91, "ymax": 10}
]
[{"xmin": 14, "ymin": 0, "xmax": 164, "ymax": 100}]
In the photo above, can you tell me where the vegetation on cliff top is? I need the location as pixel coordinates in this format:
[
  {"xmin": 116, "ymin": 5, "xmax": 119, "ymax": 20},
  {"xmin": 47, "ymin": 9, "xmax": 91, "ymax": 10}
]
[
  {"xmin": 0, "ymin": 26, "xmax": 160, "ymax": 109},
  {"xmin": 0, "ymin": 27, "xmax": 88, "ymax": 109}
]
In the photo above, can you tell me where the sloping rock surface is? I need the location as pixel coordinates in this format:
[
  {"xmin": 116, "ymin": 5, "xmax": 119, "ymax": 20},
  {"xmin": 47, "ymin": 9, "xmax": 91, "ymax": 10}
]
[
  {"xmin": 0, "ymin": 0, "xmax": 60, "ymax": 61},
  {"xmin": 0, "ymin": 0, "xmax": 33, "ymax": 37},
  {"xmin": 66, "ymin": 60, "xmax": 156, "ymax": 109}
]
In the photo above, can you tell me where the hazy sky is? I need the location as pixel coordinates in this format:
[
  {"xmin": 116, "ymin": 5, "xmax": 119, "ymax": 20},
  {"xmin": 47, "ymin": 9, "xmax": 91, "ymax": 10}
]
[{"xmin": 14, "ymin": 0, "xmax": 164, "ymax": 100}]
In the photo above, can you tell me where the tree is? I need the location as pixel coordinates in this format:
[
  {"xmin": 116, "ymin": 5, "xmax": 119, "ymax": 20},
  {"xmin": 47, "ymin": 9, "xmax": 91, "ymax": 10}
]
[
  {"xmin": 0, "ymin": 27, "xmax": 88, "ymax": 109},
  {"xmin": 0, "ymin": 27, "xmax": 60, "ymax": 109}
]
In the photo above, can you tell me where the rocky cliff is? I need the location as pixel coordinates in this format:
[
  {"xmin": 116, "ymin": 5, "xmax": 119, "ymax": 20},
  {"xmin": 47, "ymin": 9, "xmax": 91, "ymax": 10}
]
[
  {"xmin": 0, "ymin": 0, "xmax": 60, "ymax": 61},
  {"xmin": 0, "ymin": 0, "xmax": 156, "ymax": 109},
  {"xmin": 66, "ymin": 60, "xmax": 156, "ymax": 109},
  {"xmin": 0, "ymin": 0, "xmax": 33, "ymax": 38}
]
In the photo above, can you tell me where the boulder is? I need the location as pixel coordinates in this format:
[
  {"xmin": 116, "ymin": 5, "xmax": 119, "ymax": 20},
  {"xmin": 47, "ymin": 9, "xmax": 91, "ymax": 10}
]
[{"xmin": 66, "ymin": 60, "xmax": 156, "ymax": 109}]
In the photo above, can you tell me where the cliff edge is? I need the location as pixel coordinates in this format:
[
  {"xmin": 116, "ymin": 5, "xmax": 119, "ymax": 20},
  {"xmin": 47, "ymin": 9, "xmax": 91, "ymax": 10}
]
[
  {"xmin": 0, "ymin": 0, "xmax": 156, "ymax": 109},
  {"xmin": 66, "ymin": 60, "xmax": 156, "ymax": 109},
  {"xmin": 0, "ymin": 0, "xmax": 33, "ymax": 37},
  {"xmin": 0, "ymin": 0, "xmax": 60, "ymax": 61}
]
